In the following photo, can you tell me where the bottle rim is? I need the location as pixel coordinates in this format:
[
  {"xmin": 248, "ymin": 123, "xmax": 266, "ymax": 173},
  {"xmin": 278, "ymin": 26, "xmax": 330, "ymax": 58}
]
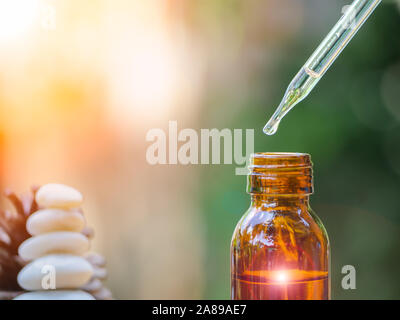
[{"xmin": 247, "ymin": 152, "xmax": 313, "ymax": 195}]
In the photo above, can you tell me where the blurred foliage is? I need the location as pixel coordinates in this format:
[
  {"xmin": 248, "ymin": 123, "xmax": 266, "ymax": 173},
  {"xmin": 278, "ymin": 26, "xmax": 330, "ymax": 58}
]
[{"xmin": 198, "ymin": 2, "xmax": 400, "ymax": 299}]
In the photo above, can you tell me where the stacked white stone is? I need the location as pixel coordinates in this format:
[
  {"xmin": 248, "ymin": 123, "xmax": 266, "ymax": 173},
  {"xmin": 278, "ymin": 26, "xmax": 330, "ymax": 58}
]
[{"xmin": 14, "ymin": 184, "xmax": 95, "ymax": 300}]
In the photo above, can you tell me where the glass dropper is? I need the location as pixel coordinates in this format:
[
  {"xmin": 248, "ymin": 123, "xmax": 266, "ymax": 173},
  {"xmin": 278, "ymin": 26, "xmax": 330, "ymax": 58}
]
[{"xmin": 263, "ymin": 0, "xmax": 382, "ymax": 135}]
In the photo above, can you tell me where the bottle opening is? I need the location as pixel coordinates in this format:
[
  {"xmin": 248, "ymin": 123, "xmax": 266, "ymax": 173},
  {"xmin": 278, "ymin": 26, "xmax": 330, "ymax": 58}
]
[{"xmin": 247, "ymin": 152, "xmax": 313, "ymax": 195}]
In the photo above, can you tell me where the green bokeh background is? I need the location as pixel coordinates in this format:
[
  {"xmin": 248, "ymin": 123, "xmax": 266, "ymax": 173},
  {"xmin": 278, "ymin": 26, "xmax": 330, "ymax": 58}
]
[{"xmin": 198, "ymin": 0, "xmax": 400, "ymax": 299}]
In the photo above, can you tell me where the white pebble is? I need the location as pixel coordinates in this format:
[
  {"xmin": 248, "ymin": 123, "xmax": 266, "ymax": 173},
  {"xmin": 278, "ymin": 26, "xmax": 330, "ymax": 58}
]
[
  {"xmin": 17, "ymin": 254, "xmax": 93, "ymax": 291},
  {"xmin": 27, "ymin": 208, "xmax": 85, "ymax": 236},
  {"xmin": 14, "ymin": 290, "xmax": 95, "ymax": 300},
  {"xmin": 19, "ymin": 232, "xmax": 90, "ymax": 261},
  {"xmin": 36, "ymin": 183, "xmax": 83, "ymax": 209}
]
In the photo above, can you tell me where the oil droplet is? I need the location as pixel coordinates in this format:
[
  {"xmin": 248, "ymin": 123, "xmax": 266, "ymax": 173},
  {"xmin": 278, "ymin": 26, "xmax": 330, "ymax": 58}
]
[{"xmin": 263, "ymin": 119, "xmax": 280, "ymax": 135}]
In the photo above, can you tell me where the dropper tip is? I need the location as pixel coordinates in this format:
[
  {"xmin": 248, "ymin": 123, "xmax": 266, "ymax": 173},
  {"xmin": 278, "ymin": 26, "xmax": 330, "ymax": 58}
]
[{"xmin": 263, "ymin": 119, "xmax": 279, "ymax": 136}]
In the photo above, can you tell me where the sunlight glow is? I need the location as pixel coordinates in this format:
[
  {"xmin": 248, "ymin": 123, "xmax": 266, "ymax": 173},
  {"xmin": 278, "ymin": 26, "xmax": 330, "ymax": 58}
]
[
  {"xmin": 0, "ymin": 0, "xmax": 39, "ymax": 43},
  {"xmin": 106, "ymin": 2, "xmax": 187, "ymax": 129},
  {"xmin": 128, "ymin": 37, "xmax": 178, "ymax": 110}
]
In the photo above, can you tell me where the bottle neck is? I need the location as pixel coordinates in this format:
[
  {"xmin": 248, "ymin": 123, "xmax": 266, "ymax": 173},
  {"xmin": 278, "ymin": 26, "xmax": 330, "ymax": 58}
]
[
  {"xmin": 247, "ymin": 153, "xmax": 313, "ymax": 196},
  {"xmin": 250, "ymin": 194, "xmax": 310, "ymax": 209}
]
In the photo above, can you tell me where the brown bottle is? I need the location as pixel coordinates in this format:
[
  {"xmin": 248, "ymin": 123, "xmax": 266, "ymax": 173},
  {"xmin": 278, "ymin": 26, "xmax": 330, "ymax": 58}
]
[{"xmin": 231, "ymin": 153, "xmax": 330, "ymax": 300}]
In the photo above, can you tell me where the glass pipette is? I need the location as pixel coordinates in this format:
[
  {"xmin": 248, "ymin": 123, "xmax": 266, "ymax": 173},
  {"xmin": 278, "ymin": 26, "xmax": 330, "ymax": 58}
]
[{"xmin": 263, "ymin": 0, "xmax": 382, "ymax": 135}]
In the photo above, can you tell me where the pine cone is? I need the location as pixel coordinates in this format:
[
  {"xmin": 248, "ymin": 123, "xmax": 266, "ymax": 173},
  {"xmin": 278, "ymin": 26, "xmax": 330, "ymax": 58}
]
[{"xmin": 0, "ymin": 187, "xmax": 39, "ymax": 296}]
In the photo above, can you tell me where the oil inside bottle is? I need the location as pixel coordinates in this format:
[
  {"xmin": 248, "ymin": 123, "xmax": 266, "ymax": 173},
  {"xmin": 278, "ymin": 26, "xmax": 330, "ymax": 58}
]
[{"xmin": 232, "ymin": 269, "xmax": 329, "ymax": 300}]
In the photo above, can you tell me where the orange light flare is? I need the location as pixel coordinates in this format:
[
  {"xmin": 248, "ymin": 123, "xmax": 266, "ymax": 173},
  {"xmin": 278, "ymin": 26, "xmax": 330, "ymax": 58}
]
[
  {"xmin": 108, "ymin": 36, "xmax": 180, "ymax": 117},
  {"xmin": 105, "ymin": 0, "xmax": 198, "ymax": 133}
]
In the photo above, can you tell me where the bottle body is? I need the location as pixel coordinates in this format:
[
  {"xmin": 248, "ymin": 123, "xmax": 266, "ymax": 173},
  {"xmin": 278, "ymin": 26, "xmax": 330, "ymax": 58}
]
[{"xmin": 231, "ymin": 153, "xmax": 330, "ymax": 300}]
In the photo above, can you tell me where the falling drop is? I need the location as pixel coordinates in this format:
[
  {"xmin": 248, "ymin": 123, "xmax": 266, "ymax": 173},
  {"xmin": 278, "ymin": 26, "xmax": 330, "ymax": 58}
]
[{"xmin": 263, "ymin": 118, "xmax": 280, "ymax": 136}]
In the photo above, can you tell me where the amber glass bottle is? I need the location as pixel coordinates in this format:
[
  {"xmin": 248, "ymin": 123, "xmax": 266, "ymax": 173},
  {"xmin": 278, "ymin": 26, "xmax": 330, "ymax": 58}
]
[{"xmin": 231, "ymin": 153, "xmax": 330, "ymax": 300}]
